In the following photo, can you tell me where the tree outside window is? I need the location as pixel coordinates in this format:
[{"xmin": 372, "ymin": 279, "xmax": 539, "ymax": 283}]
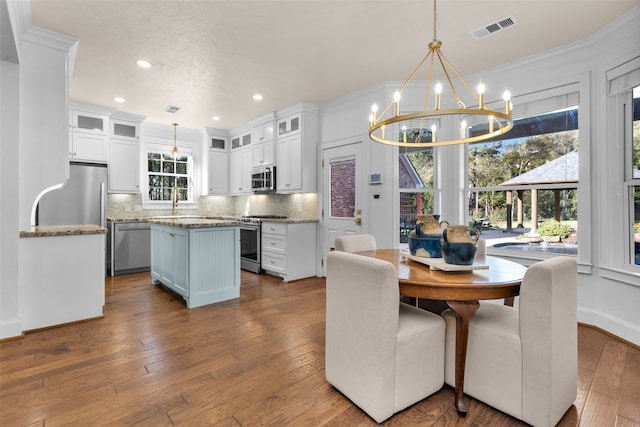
[
  {"xmin": 399, "ymin": 128, "xmax": 436, "ymax": 242},
  {"xmin": 468, "ymin": 107, "xmax": 579, "ymax": 238},
  {"xmin": 147, "ymin": 152, "xmax": 192, "ymax": 202}
]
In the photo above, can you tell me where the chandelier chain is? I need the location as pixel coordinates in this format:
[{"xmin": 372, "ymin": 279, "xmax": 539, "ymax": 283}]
[{"xmin": 433, "ymin": 0, "xmax": 438, "ymax": 41}]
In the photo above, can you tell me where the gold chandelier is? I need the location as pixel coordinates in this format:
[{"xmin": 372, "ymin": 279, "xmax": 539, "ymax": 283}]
[{"xmin": 368, "ymin": 0, "xmax": 513, "ymax": 147}]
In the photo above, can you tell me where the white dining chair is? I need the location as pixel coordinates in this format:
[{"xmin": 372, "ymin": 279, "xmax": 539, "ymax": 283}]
[
  {"xmin": 334, "ymin": 234, "xmax": 376, "ymax": 253},
  {"xmin": 325, "ymin": 250, "xmax": 445, "ymax": 423},
  {"xmin": 442, "ymin": 256, "xmax": 578, "ymax": 427}
]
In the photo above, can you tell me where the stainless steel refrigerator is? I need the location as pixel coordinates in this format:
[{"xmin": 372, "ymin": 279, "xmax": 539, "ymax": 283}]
[{"xmin": 37, "ymin": 162, "xmax": 107, "ymax": 227}]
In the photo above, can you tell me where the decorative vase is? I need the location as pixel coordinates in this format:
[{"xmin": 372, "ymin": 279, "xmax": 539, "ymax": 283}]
[
  {"xmin": 409, "ymin": 215, "xmax": 448, "ymax": 258},
  {"xmin": 441, "ymin": 226, "xmax": 480, "ymax": 265}
]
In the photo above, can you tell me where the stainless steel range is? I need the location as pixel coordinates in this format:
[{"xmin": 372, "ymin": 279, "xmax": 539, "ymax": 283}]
[{"xmin": 239, "ymin": 215, "xmax": 288, "ymax": 273}]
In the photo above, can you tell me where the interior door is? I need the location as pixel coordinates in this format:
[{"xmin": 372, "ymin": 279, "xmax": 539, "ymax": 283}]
[{"xmin": 321, "ymin": 141, "xmax": 365, "ymax": 276}]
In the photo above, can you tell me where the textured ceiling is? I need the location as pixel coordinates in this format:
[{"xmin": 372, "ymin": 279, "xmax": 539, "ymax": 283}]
[{"xmin": 31, "ymin": 0, "xmax": 639, "ymax": 130}]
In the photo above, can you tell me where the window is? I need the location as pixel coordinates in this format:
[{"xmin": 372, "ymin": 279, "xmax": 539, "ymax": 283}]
[
  {"xmin": 330, "ymin": 159, "xmax": 356, "ymax": 218},
  {"xmin": 629, "ymin": 86, "xmax": 640, "ymax": 265},
  {"xmin": 147, "ymin": 152, "xmax": 192, "ymax": 202},
  {"xmin": 398, "ymin": 128, "xmax": 436, "ymax": 243},
  {"xmin": 467, "ymin": 103, "xmax": 579, "ymax": 252}
]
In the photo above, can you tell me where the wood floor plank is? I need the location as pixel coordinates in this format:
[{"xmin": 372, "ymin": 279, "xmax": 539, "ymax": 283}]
[
  {"xmin": 592, "ymin": 337, "xmax": 628, "ymax": 398},
  {"xmin": 580, "ymin": 389, "xmax": 619, "ymax": 427},
  {"xmin": 1, "ymin": 271, "xmax": 638, "ymax": 426},
  {"xmin": 618, "ymin": 345, "xmax": 640, "ymax": 423},
  {"xmin": 617, "ymin": 415, "xmax": 640, "ymax": 427}
]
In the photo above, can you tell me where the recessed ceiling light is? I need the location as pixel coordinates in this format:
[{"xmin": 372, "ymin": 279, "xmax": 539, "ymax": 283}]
[
  {"xmin": 136, "ymin": 59, "xmax": 152, "ymax": 68},
  {"xmin": 211, "ymin": 116, "xmax": 221, "ymax": 121},
  {"xmin": 253, "ymin": 94, "xmax": 263, "ymax": 101},
  {"xmin": 113, "ymin": 96, "xmax": 125, "ymax": 103}
]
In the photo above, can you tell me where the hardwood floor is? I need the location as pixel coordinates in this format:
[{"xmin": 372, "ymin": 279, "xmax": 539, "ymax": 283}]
[{"xmin": 1, "ymin": 271, "xmax": 638, "ymax": 426}]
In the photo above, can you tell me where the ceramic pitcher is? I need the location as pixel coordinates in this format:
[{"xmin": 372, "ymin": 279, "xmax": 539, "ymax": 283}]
[{"xmin": 442, "ymin": 225, "xmax": 480, "ymax": 244}]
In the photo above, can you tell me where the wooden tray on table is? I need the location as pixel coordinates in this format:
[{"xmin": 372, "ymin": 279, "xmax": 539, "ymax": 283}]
[{"xmin": 400, "ymin": 248, "xmax": 489, "ymax": 271}]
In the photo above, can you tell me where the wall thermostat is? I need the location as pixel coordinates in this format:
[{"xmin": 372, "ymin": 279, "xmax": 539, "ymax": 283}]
[{"xmin": 369, "ymin": 173, "xmax": 382, "ymax": 184}]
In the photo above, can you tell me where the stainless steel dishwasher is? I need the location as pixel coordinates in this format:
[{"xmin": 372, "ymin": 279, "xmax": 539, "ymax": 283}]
[{"xmin": 111, "ymin": 221, "xmax": 151, "ymax": 276}]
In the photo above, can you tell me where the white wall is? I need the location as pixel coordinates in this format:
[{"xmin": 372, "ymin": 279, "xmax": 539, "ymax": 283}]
[
  {"xmin": 320, "ymin": 7, "xmax": 640, "ymax": 345},
  {"xmin": 0, "ymin": 60, "xmax": 21, "ymax": 338},
  {"xmin": 1, "ymin": 0, "xmax": 24, "ymax": 339}
]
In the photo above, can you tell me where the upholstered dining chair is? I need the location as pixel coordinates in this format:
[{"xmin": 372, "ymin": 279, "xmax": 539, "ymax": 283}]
[
  {"xmin": 442, "ymin": 256, "xmax": 578, "ymax": 427},
  {"xmin": 325, "ymin": 251, "xmax": 445, "ymax": 423},
  {"xmin": 334, "ymin": 234, "xmax": 376, "ymax": 253}
]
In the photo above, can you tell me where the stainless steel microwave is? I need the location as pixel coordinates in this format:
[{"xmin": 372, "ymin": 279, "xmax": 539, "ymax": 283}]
[{"xmin": 251, "ymin": 165, "xmax": 276, "ymax": 193}]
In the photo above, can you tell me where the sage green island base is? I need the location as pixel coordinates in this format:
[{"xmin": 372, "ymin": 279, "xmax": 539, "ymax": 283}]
[{"xmin": 149, "ymin": 218, "xmax": 241, "ymax": 308}]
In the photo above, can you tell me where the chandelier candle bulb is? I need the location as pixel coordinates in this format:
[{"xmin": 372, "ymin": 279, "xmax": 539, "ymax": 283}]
[
  {"xmin": 402, "ymin": 127, "xmax": 407, "ymax": 143},
  {"xmin": 394, "ymin": 91, "xmax": 401, "ymax": 117},
  {"xmin": 431, "ymin": 125, "xmax": 436, "ymax": 142},
  {"xmin": 503, "ymin": 90, "xmax": 511, "ymax": 114},
  {"xmin": 477, "ymin": 83, "xmax": 486, "ymax": 109},
  {"xmin": 435, "ymin": 81, "xmax": 442, "ymax": 110}
]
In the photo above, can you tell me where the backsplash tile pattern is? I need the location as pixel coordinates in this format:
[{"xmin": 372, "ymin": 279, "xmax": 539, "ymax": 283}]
[{"xmin": 107, "ymin": 193, "xmax": 318, "ymax": 220}]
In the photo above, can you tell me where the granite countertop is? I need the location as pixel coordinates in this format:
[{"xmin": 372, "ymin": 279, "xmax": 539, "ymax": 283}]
[
  {"xmin": 260, "ymin": 218, "xmax": 318, "ymax": 224},
  {"xmin": 148, "ymin": 218, "xmax": 242, "ymax": 228},
  {"xmin": 109, "ymin": 216, "xmax": 319, "ymax": 224},
  {"xmin": 20, "ymin": 224, "xmax": 107, "ymax": 238},
  {"xmin": 107, "ymin": 217, "xmax": 150, "ymax": 222}
]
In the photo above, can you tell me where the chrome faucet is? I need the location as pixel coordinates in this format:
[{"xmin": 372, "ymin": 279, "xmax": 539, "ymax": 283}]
[{"xmin": 171, "ymin": 186, "xmax": 179, "ymax": 216}]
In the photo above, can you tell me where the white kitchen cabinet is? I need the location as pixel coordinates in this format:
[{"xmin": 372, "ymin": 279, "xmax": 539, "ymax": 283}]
[
  {"xmin": 207, "ymin": 135, "xmax": 227, "ymax": 151},
  {"xmin": 69, "ymin": 107, "xmax": 112, "ymax": 163},
  {"xmin": 110, "ymin": 118, "xmax": 139, "ymax": 141},
  {"xmin": 208, "ymin": 149, "xmax": 229, "ymax": 194},
  {"xmin": 252, "ymin": 120, "xmax": 274, "ymax": 143},
  {"xmin": 277, "ymin": 112, "xmax": 301, "ymax": 136},
  {"xmin": 108, "ymin": 138, "xmax": 139, "ymax": 192},
  {"xmin": 231, "ymin": 131, "xmax": 252, "ymax": 150},
  {"xmin": 70, "ymin": 110, "xmax": 109, "ymax": 135},
  {"xmin": 150, "ymin": 223, "xmax": 241, "ymax": 308},
  {"xmin": 108, "ymin": 112, "xmax": 145, "ymax": 192},
  {"xmin": 252, "ymin": 140, "xmax": 274, "ymax": 167},
  {"xmin": 261, "ymin": 221, "xmax": 317, "ymax": 281},
  {"xmin": 229, "ymin": 148, "xmax": 252, "ymax": 194},
  {"xmin": 69, "ymin": 132, "xmax": 109, "ymax": 162},
  {"xmin": 276, "ymin": 134, "xmax": 302, "ymax": 191},
  {"xmin": 275, "ymin": 104, "xmax": 319, "ymax": 193}
]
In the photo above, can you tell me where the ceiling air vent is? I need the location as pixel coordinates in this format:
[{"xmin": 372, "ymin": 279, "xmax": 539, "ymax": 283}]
[
  {"xmin": 471, "ymin": 15, "xmax": 519, "ymax": 40},
  {"xmin": 164, "ymin": 105, "xmax": 182, "ymax": 114}
]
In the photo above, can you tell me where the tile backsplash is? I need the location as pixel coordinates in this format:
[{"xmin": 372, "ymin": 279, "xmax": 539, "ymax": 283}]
[{"xmin": 107, "ymin": 193, "xmax": 318, "ymax": 220}]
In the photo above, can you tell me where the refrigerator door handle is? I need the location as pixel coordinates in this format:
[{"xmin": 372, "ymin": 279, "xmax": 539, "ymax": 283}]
[{"xmin": 100, "ymin": 182, "xmax": 106, "ymax": 228}]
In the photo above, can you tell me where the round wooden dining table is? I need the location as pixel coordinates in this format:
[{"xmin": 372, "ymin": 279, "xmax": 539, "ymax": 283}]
[{"xmin": 355, "ymin": 248, "xmax": 527, "ymax": 416}]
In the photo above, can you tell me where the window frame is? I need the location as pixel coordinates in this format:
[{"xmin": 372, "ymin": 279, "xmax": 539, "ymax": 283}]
[
  {"xmin": 623, "ymin": 86, "xmax": 640, "ymax": 268},
  {"xmin": 141, "ymin": 139, "xmax": 198, "ymax": 210},
  {"xmin": 600, "ymin": 57, "xmax": 640, "ymax": 282},
  {"xmin": 467, "ymin": 82, "xmax": 593, "ymax": 268}
]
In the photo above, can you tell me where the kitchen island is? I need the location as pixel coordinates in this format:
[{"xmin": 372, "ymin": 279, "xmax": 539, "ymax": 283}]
[{"xmin": 148, "ymin": 218, "xmax": 241, "ymax": 308}]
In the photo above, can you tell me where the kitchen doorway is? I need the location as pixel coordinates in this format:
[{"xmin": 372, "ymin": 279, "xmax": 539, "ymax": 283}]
[{"xmin": 320, "ymin": 140, "xmax": 366, "ymax": 276}]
